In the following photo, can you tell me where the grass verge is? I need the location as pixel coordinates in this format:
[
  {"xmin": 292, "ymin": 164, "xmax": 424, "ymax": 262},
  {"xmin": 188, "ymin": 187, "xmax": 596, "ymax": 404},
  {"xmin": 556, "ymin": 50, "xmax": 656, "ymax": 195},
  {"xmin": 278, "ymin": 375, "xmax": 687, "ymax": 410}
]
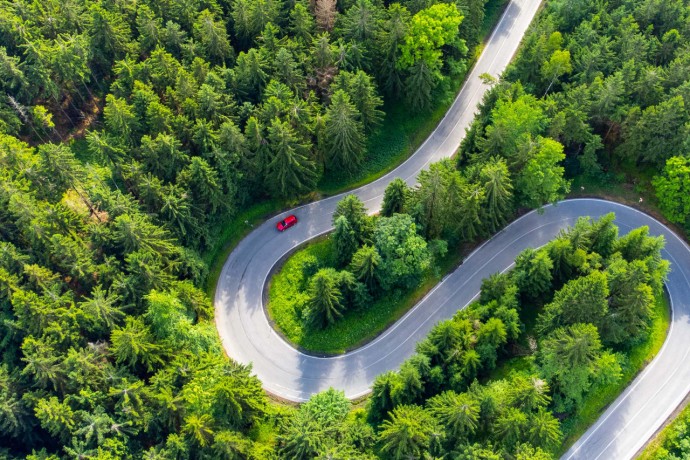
[
  {"xmin": 267, "ymin": 237, "xmax": 466, "ymax": 355},
  {"xmin": 638, "ymin": 395, "xmax": 690, "ymax": 459},
  {"xmin": 568, "ymin": 170, "xmax": 688, "ymax": 245}
]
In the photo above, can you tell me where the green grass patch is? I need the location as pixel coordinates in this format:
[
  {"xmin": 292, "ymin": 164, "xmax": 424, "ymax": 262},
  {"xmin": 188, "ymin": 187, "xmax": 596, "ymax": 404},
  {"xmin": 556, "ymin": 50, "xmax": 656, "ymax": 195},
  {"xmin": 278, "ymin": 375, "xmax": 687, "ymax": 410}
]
[
  {"xmin": 267, "ymin": 238, "xmax": 465, "ymax": 355},
  {"xmin": 485, "ymin": 355, "xmax": 534, "ymax": 382},
  {"xmin": 569, "ymin": 165, "xmax": 660, "ymax": 209},
  {"xmin": 556, "ymin": 292, "xmax": 671, "ymax": 455},
  {"xmin": 568, "ymin": 168, "xmax": 689, "ymax": 244}
]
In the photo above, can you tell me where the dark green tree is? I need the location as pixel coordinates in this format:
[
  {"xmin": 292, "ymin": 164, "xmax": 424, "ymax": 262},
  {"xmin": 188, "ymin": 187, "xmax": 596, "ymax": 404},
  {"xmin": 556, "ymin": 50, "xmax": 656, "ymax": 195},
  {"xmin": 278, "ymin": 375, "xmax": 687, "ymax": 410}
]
[
  {"xmin": 480, "ymin": 158, "xmax": 513, "ymax": 232},
  {"xmin": 381, "ymin": 177, "xmax": 409, "ymax": 217},
  {"xmin": 333, "ymin": 195, "xmax": 372, "ymax": 244},
  {"xmin": 514, "ymin": 248, "xmax": 554, "ymax": 302},
  {"xmin": 350, "ymin": 245, "xmax": 381, "ymax": 291},
  {"xmin": 428, "ymin": 390, "xmax": 480, "ymax": 439},
  {"xmin": 537, "ymin": 271, "xmax": 610, "ymax": 336},
  {"xmin": 619, "ymin": 96, "xmax": 689, "ymax": 167},
  {"xmin": 265, "ymin": 118, "xmax": 318, "ymax": 198},
  {"xmin": 193, "ymin": 10, "xmax": 233, "ymax": 64},
  {"xmin": 306, "ymin": 268, "xmax": 345, "ymax": 328},
  {"xmin": 539, "ymin": 323, "xmax": 621, "ymax": 412},
  {"xmin": 333, "ymin": 216, "xmax": 358, "ymax": 266},
  {"xmin": 323, "ymin": 90, "xmax": 365, "ymax": 173},
  {"xmin": 333, "ymin": 70, "xmax": 384, "ymax": 132},
  {"xmin": 378, "ymin": 404, "xmax": 436, "ymax": 460}
]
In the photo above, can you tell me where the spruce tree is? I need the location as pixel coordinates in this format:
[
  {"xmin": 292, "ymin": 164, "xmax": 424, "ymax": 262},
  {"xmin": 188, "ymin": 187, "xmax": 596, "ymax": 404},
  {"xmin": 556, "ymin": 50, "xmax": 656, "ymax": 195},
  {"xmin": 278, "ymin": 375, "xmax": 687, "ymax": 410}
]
[
  {"xmin": 306, "ymin": 268, "xmax": 345, "ymax": 328},
  {"xmin": 323, "ymin": 90, "xmax": 365, "ymax": 173},
  {"xmin": 333, "ymin": 216, "xmax": 358, "ymax": 266},
  {"xmin": 265, "ymin": 118, "xmax": 318, "ymax": 198},
  {"xmin": 381, "ymin": 177, "xmax": 409, "ymax": 216}
]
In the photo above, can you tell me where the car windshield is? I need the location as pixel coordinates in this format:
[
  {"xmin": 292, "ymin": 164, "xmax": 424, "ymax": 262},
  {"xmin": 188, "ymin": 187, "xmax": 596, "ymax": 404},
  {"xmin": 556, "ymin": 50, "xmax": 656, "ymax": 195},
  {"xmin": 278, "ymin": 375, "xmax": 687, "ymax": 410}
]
[{"xmin": 280, "ymin": 220, "xmax": 286, "ymax": 227}]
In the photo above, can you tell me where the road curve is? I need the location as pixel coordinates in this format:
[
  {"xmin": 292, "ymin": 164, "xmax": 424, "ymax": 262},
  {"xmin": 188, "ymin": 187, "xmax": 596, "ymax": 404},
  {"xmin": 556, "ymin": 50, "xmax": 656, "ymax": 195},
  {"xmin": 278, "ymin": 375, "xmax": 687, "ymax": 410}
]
[
  {"xmin": 215, "ymin": 0, "xmax": 543, "ymax": 399},
  {"xmin": 214, "ymin": 1, "xmax": 690, "ymax": 458}
]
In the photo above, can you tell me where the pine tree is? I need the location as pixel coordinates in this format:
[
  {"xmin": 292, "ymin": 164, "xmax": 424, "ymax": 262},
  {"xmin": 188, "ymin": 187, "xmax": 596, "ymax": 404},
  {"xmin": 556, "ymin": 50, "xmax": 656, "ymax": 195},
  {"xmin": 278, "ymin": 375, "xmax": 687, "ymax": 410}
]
[
  {"xmin": 265, "ymin": 118, "xmax": 318, "ymax": 198},
  {"xmin": 333, "ymin": 70, "xmax": 384, "ymax": 132},
  {"xmin": 350, "ymin": 245, "xmax": 381, "ymax": 291},
  {"xmin": 333, "ymin": 195, "xmax": 372, "ymax": 244},
  {"xmin": 527, "ymin": 410, "xmax": 562, "ymax": 449},
  {"xmin": 333, "ymin": 216, "xmax": 358, "ymax": 266},
  {"xmin": 323, "ymin": 90, "xmax": 365, "ymax": 173},
  {"xmin": 404, "ymin": 60, "xmax": 436, "ymax": 112},
  {"xmin": 290, "ymin": 1, "xmax": 315, "ymax": 43},
  {"xmin": 110, "ymin": 317, "xmax": 163, "ymax": 372},
  {"xmin": 428, "ymin": 390, "xmax": 480, "ymax": 438},
  {"xmin": 306, "ymin": 268, "xmax": 345, "ymax": 328},
  {"xmin": 379, "ymin": 405, "xmax": 436, "ymax": 459},
  {"xmin": 414, "ymin": 162, "xmax": 447, "ymax": 239},
  {"xmin": 514, "ymin": 249, "xmax": 553, "ymax": 303},
  {"xmin": 481, "ymin": 158, "xmax": 513, "ymax": 232},
  {"xmin": 458, "ymin": 182, "xmax": 485, "ymax": 242},
  {"xmin": 377, "ymin": 4, "xmax": 409, "ymax": 98},
  {"xmin": 381, "ymin": 177, "xmax": 408, "ymax": 216}
]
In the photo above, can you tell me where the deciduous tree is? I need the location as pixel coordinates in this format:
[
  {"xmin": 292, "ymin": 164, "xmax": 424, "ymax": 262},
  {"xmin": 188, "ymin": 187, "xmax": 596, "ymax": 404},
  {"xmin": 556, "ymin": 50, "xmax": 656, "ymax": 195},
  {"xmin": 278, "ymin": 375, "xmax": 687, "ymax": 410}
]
[{"xmin": 654, "ymin": 156, "xmax": 690, "ymax": 229}]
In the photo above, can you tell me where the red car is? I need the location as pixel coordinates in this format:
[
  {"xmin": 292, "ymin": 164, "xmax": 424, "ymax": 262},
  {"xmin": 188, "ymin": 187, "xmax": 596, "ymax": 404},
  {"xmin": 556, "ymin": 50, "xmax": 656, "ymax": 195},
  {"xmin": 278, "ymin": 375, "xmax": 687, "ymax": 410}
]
[{"xmin": 276, "ymin": 215, "xmax": 298, "ymax": 232}]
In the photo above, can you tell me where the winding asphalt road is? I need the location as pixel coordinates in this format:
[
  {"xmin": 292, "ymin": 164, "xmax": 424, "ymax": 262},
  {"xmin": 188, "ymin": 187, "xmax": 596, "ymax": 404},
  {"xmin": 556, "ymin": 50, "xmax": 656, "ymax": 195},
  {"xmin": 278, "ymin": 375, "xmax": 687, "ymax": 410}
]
[{"xmin": 214, "ymin": 0, "xmax": 690, "ymax": 458}]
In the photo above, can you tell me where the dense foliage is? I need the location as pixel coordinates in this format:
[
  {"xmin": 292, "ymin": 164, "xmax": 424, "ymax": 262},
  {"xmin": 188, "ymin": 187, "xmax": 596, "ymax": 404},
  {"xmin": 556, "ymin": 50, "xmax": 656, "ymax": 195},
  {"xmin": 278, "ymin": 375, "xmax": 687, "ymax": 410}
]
[
  {"xmin": 459, "ymin": 0, "xmax": 690, "ymax": 231},
  {"xmin": 0, "ymin": 134, "xmax": 273, "ymax": 458},
  {"xmin": 277, "ymin": 214, "xmax": 668, "ymax": 458},
  {"xmin": 0, "ymin": 0, "xmax": 685, "ymax": 457},
  {"xmin": 644, "ymin": 406, "xmax": 690, "ymax": 459},
  {"xmin": 0, "ymin": 0, "xmax": 489, "ymax": 253},
  {"xmin": 281, "ymin": 135, "xmax": 569, "ymax": 335},
  {"xmin": 0, "ymin": 0, "xmax": 493, "ymax": 457}
]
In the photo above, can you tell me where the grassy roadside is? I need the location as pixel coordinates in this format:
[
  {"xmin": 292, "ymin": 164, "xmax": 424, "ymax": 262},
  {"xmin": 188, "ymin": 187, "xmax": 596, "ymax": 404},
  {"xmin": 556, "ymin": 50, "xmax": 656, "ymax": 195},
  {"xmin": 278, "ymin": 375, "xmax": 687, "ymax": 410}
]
[
  {"xmin": 201, "ymin": 0, "xmax": 510, "ymax": 297},
  {"xmin": 567, "ymin": 164, "xmax": 688, "ymax": 242},
  {"xmin": 556, "ymin": 293, "xmax": 671, "ymax": 456},
  {"xmin": 638, "ymin": 395, "xmax": 690, "ymax": 459},
  {"xmin": 267, "ymin": 237, "xmax": 467, "ymax": 355}
]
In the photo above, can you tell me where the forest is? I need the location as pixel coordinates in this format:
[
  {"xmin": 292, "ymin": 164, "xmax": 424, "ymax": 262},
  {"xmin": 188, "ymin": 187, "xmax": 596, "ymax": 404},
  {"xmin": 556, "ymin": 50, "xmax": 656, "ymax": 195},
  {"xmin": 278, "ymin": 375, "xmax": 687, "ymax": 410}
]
[
  {"xmin": 0, "ymin": 0, "xmax": 496, "ymax": 457},
  {"xmin": 0, "ymin": 0, "xmax": 688, "ymax": 458},
  {"xmin": 461, "ymin": 0, "xmax": 690, "ymax": 232},
  {"xmin": 0, "ymin": 0, "xmax": 482, "ymax": 254},
  {"xmin": 273, "ymin": 210, "xmax": 668, "ymax": 458},
  {"xmin": 642, "ymin": 405, "xmax": 690, "ymax": 459}
]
